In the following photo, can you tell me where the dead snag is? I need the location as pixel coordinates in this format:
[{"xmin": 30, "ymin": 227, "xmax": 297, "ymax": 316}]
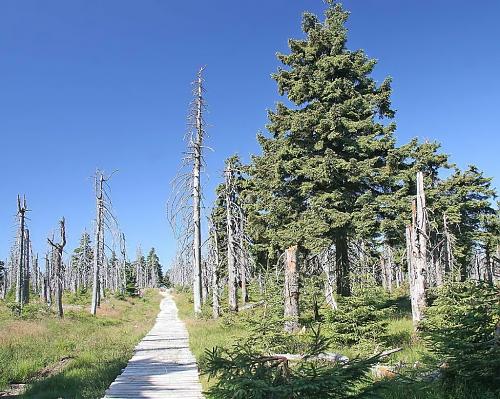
[
  {"xmin": 48, "ymin": 218, "xmax": 66, "ymax": 318},
  {"xmin": 284, "ymin": 245, "xmax": 300, "ymax": 332}
]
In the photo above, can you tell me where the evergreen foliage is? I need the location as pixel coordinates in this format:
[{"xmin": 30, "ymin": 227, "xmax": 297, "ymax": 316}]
[
  {"xmin": 420, "ymin": 282, "xmax": 500, "ymax": 393},
  {"xmin": 202, "ymin": 327, "xmax": 381, "ymax": 399},
  {"xmin": 324, "ymin": 287, "xmax": 394, "ymax": 350},
  {"xmin": 147, "ymin": 247, "xmax": 163, "ymax": 286},
  {"xmin": 248, "ymin": 2, "xmax": 397, "ymax": 296},
  {"xmin": 124, "ymin": 262, "xmax": 138, "ymax": 297}
]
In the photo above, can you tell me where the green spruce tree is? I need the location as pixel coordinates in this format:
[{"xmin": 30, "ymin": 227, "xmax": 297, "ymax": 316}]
[{"xmin": 249, "ymin": 2, "xmax": 396, "ymax": 296}]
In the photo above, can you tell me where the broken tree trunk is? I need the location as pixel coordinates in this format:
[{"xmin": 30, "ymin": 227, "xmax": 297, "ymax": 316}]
[
  {"xmin": 407, "ymin": 171, "xmax": 428, "ymax": 326},
  {"xmin": 48, "ymin": 218, "xmax": 66, "ymax": 318},
  {"xmin": 284, "ymin": 245, "xmax": 300, "ymax": 332},
  {"xmin": 15, "ymin": 195, "xmax": 27, "ymax": 308}
]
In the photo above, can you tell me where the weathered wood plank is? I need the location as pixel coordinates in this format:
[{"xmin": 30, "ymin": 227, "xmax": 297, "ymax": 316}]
[{"xmin": 103, "ymin": 290, "xmax": 204, "ymax": 399}]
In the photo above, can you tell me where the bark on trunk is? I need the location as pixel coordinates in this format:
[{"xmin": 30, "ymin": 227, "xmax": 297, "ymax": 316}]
[
  {"xmin": 407, "ymin": 171, "xmax": 428, "ymax": 326},
  {"xmin": 284, "ymin": 245, "xmax": 300, "ymax": 332},
  {"xmin": 16, "ymin": 195, "xmax": 27, "ymax": 308},
  {"xmin": 192, "ymin": 68, "xmax": 204, "ymax": 315},
  {"xmin": 48, "ymin": 218, "xmax": 66, "ymax": 318},
  {"xmin": 212, "ymin": 228, "xmax": 221, "ymax": 319},
  {"xmin": 91, "ymin": 174, "xmax": 104, "ymax": 315},
  {"xmin": 335, "ymin": 234, "xmax": 351, "ymax": 297},
  {"xmin": 225, "ymin": 166, "xmax": 238, "ymax": 312}
]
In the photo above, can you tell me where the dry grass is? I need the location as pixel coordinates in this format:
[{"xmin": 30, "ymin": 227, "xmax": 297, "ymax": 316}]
[{"xmin": 0, "ymin": 290, "xmax": 162, "ymax": 399}]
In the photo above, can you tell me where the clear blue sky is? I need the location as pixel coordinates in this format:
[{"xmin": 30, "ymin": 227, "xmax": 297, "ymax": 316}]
[{"xmin": 1, "ymin": 1, "xmax": 499, "ymax": 268}]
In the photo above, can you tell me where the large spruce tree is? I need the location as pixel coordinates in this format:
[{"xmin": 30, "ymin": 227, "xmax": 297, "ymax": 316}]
[{"xmin": 249, "ymin": 3, "xmax": 396, "ymax": 295}]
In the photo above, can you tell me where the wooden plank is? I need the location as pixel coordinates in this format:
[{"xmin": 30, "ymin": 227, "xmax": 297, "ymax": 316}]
[{"xmin": 102, "ymin": 290, "xmax": 204, "ymax": 398}]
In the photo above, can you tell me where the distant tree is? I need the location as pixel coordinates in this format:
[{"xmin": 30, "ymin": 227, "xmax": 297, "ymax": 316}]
[
  {"xmin": 0, "ymin": 260, "xmax": 6, "ymax": 299},
  {"xmin": 71, "ymin": 231, "xmax": 94, "ymax": 291},
  {"xmin": 124, "ymin": 262, "xmax": 138, "ymax": 297},
  {"xmin": 436, "ymin": 166, "xmax": 496, "ymax": 281},
  {"xmin": 147, "ymin": 248, "xmax": 162, "ymax": 288}
]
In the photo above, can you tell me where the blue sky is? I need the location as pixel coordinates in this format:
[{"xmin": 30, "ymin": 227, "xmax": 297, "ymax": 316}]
[{"xmin": 1, "ymin": 0, "xmax": 499, "ymax": 268}]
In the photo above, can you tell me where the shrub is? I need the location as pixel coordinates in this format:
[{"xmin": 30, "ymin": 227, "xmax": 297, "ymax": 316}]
[
  {"xmin": 201, "ymin": 327, "xmax": 381, "ymax": 399},
  {"xmin": 324, "ymin": 287, "xmax": 394, "ymax": 351},
  {"xmin": 419, "ymin": 282, "xmax": 500, "ymax": 393}
]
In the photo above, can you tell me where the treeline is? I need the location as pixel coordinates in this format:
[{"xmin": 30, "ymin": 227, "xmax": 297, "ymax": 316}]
[{"xmin": 0, "ymin": 171, "xmax": 164, "ymax": 317}]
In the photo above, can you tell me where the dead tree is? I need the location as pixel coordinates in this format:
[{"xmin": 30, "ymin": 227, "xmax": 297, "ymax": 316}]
[
  {"xmin": 191, "ymin": 67, "xmax": 205, "ymax": 314},
  {"xmin": 225, "ymin": 162, "xmax": 238, "ymax": 312},
  {"xmin": 91, "ymin": 173, "xmax": 104, "ymax": 315},
  {"xmin": 284, "ymin": 245, "xmax": 300, "ymax": 332},
  {"xmin": 15, "ymin": 195, "xmax": 28, "ymax": 308},
  {"xmin": 210, "ymin": 222, "xmax": 221, "ymax": 319},
  {"xmin": 318, "ymin": 246, "xmax": 338, "ymax": 310},
  {"xmin": 407, "ymin": 171, "xmax": 428, "ymax": 326},
  {"xmin": 168, "ymin": 67, "xmax": 208, "ymax": 315},
  {"xmin": 48, "ymin": 218, "xmax": 66, "ymax": 318},
  {"xmin": 239, "ymin": 210, "xmax": 249, "ymax": 304},
  {"xmin": 23, "ymin": 229, "xmax": 31, "ymax": 304},
  {"xmin": 120, "ymin": 233, "xmax": 127, "ymax": 294}
]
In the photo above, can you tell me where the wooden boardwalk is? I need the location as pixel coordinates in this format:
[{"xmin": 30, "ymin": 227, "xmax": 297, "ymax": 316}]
[{"xmin": 103, "ymin": 290, "xmax": 204, "ymax": 399}]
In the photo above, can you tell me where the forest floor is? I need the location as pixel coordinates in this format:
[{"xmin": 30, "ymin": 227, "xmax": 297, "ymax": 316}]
[
  {"xmin": 172, "ymin": 288, "xmax": 491, "ymax": 399},
  {"xmin": 0, "ymin": 290, "xmax": 161, "ymax": 399}
]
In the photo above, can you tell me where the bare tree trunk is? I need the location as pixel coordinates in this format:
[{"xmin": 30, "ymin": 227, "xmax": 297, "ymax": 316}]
[
  {"xmin": 192, "ymin": 68, "xmax": 204, "ymax": 315},
  {"xmin": 43, "ymin": 254, "xmax": 50, "ymax": 304},
  {"xmin": 212, "ymin": 228, "xmax": 221, "ymax": 319},
  {"xmin": 408, "ymin": 171, "xmax": 428, "ymax": 326},
  {"xmin": 225, "ymin": 164, "xmax": 238, "ymax": 312},
  {"xmin": 284, "ymin": 245, "xmax": 300, "ymax": 332},
  {"xmin": 120, "ymin": 233, "xmax": 127, "ymax": 294},
  {"xmin": 48, "ymin": 218, "xmax": 66, "ymax": 318},
  {"xmin": 321, "ymin": 250, "xmax": 337, "ymax": 310},
  {"xmin": 16, "ymin": 195, "xmax": 27, "ymax": 309},
  {"xmin": 91, "ymin": 174, "xmax": 104, "ymax": 315},
  {"xmin": 239, "ymin": 213, "xmax": 248, "ymax": 305}
]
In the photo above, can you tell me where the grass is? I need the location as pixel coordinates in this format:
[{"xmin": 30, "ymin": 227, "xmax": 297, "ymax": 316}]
[
  {"xmin": 0, "ymin": 289, "xmax": 162, "ymax": 399},
  {"xmin": 172, "ymin": 290, "xmax": 248, "ymax": 389}
]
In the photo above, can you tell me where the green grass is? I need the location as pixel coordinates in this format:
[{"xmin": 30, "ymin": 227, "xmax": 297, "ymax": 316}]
[
  {"xmin": 0, "ymin": 290, "xmax": 162, "ymax": 398},
  {"xmin": 172, "ymin": 290, "xmax": 249, "ymax": 389}
]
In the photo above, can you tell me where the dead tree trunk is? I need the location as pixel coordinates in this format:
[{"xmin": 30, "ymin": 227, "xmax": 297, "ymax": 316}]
[
  {"xmin": 15, "ymin": 195, "xmax": 27, "ymax": 308},
  {"xmin": 23, "ymin": 229, "xmax": 31, "ymax": 304},
  {"xmin": 120, "ymin": 233, "xmax": 127, "ymax": 294},
  {"xmin": 48, "ymin": 218, "xmax": 66, "ymax": 318},
  {"xmin": 225, "ymin": 164, "xmax": 238, "ymax": 312},
  {"xmin": 407, "ymin": 171, "xmax": 428, "ymax": 326},
  {"xmin": 320, "ymin": 249, "xmax": 337, "ymax": 310},
  {"xmin": 239, "ymin": 211, "xmax": 248, "ymax": 305},
  {"xmin": 284, "ymin": 245, "xmax": 300, "ymax": 332},
  {"xmin": 192, "ymin": 67, "xmax": 205, "ymax": 315},
  {"xmin": 91, "ymin": 173, "xmax": 104, "ymax": 315},
  {"xmin": 211, "ymin": 227, "xmax": 221, "ymax": 319}
]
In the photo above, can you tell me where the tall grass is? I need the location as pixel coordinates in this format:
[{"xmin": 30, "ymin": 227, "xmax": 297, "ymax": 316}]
[{"xmin": 0, "ymin": 290, "xmax": 161, "ymax": 398}]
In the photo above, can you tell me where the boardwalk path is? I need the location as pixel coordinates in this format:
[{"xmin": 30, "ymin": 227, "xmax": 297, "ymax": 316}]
[{"xmin": 103, "ymin": 290, "xmax": 204, "ymax": 399}]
